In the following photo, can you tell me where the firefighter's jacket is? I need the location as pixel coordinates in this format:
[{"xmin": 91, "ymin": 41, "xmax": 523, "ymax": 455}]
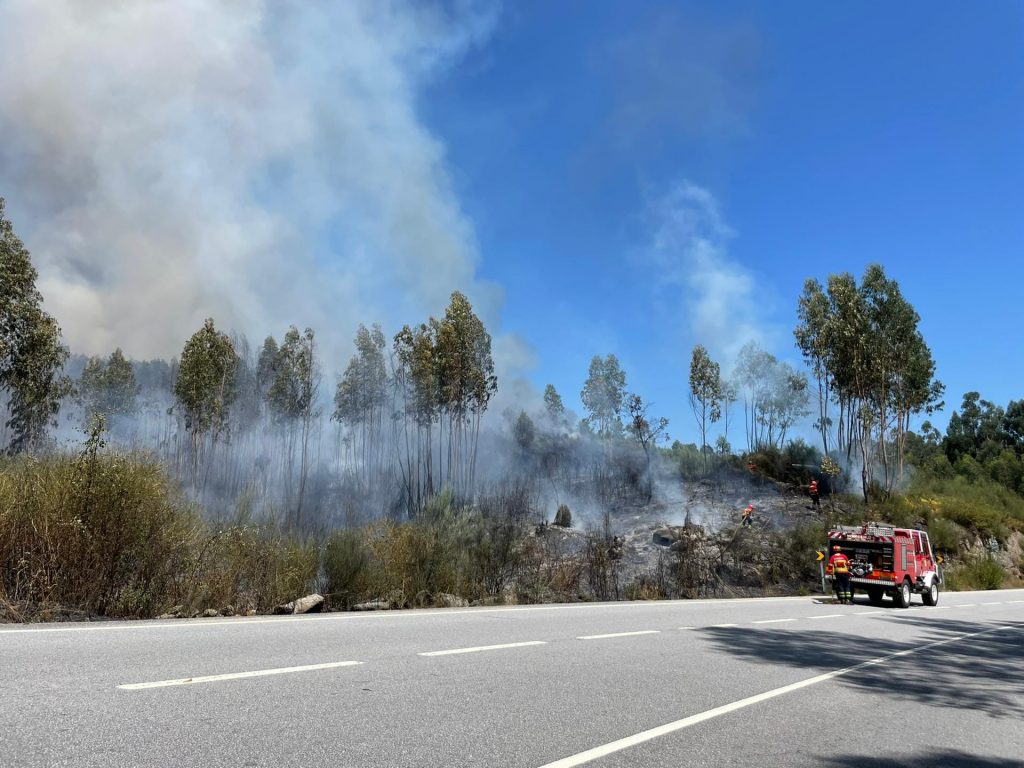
[{"xmin": 828, "ymin": 553, "xmax": 850, "ymax": 574}]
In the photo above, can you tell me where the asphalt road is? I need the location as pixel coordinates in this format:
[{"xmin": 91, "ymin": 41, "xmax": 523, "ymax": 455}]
[{"xmin": 3, "ymin": 588, "xmax": 1023, "ymax": 768}]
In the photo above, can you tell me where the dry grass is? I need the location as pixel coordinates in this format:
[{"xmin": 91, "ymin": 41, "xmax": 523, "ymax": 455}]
[{"xmin": 0, "ymin": 447, "xmax": 317, "ymax": 621}]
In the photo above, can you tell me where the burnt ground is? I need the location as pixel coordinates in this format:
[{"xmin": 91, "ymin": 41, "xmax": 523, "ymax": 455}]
[{"xmin": 531, "ymin": 466, "xmax": 832, "ymax": 598}]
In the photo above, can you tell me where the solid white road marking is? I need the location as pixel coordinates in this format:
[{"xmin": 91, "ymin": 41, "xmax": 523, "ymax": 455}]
[
  {"xmin": 533, "ymin": 624, "xmax": 1022, "ymax": 768},
  {"xmin": 0, "ymin": 595, "xmax": 848, "ymax": 635},
  {"xmin": 419, "ymin": 641, "xmax": 546, "ymax": 657},
  {"xmin": 6, "ymin": 592, "xmax": 1023, "ymax": 635},
  {"xmin": 752, "ymin": 619, "xmax": 795, "ymax": 625},
  {"xmin": 808, "ymin": 614, "xmax": 844, "ymax": 620},
  {"xmin": 118, "ymin": 660, "xmax": 362, "ymax": 690},
  {"xmin": 577, "ymin": 631, "xmax": 660, "ymax": 640}
]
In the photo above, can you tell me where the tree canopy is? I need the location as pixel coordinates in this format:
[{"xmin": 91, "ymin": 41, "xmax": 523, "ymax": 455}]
[{"xmin": 0, "ymin": 197, "xmax": 70, "ymax": 452}]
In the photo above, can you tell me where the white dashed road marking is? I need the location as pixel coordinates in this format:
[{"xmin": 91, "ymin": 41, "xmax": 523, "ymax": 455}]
[
  {"xmin": 419, "ymin": 641, "xmax": 547, "ymax": 657},
  {"xmin": 118, "ymin": 660, "xmax": 362, "ymax": 690},
  {"xmin": 808, "ymin": 614, "xmax": 844, "ymax": 620},
  {"xmin": 577, "ymin": 631, "xmax": 660, "ymax": 640},
  {"xmin": 752, "ymin": 618, "xmax": 795, "ymax": 625},
  {"xmin": 709, "ymin": 623, "xmax": 738, "ymax": 628}
]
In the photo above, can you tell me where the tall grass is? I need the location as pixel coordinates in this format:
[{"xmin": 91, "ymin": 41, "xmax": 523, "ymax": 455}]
[{"xmin": 0, "ymin": 436, "xmax": 317, "ymax": 621}]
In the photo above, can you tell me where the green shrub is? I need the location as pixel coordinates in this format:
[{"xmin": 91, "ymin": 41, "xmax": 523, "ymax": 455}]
[
  {"xmin": 925, "ymin": 516, "xmax": 965, "ymax": 553},
  {"xmin": 945, "ymin": 557, "xmax": 1006, "ymax": 591},
  {"xmin": 554, "ymin": 504, "xmax": 572, "ymax": 528},
  {"xmin": 366, "ymin": 488, "xmax": 476, "ymax": 607},
  {"xmin": 0, "ymin": 448, "xmax": 201, "ymax": 619},
  {"xmin": 191, "ymin": 524, "xmax": 318, "ymax": 614}
]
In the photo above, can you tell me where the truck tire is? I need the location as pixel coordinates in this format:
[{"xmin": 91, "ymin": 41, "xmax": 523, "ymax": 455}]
[
  {"xmin": 922, "ymin": 580, "xmax": 939, "ymax": 606},
  {"xmin": 894, "ymin": 579, "xmax": 912, "ymax": 609},
  {"xmin": 868, "ymin": 588, "xmax": 884, "ymax": 606}
]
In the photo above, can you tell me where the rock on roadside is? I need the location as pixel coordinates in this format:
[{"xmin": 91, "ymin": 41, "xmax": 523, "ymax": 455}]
[{"xmin": 273, "ymin": 593, "xmax": 324, "ymax": 615}]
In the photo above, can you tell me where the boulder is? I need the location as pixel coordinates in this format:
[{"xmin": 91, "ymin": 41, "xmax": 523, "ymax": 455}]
[
  {"xmin": 434, "ymin": 593, "xmax": 469, "ymax": 608},
  {"xmin": 273, "ymin": 593, "xmax": 325, "ymax": 615},
  {"xmin": 221, "ymin": 605, "xmax": 236, "ymax": 617},
  {"xmin": 352, "ymin": 599, "xmax": 390, "ymax": 611},
  {"xmin": 201, "ymin": 608, "xmax": 220, "ymax": 618},
  {"xmin": 652, "ymin": 528, "xmax": 678, "ymax": 547}
]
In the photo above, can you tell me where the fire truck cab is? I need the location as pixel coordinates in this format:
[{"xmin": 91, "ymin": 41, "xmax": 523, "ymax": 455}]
[{"xmin": 826, "ymin": 522, "xmax": 942, "ymax": 608}]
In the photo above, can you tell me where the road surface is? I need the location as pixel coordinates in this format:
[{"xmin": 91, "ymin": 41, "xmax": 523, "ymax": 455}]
[{"xmin": 3, "ymin": 588, "xmax": 1023, "ymax": 767}]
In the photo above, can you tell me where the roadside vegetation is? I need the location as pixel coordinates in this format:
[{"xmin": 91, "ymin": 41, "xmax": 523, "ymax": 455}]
[{"xmin": 2, "ymin": 197, "xmax": 1023, "ymax": 622}]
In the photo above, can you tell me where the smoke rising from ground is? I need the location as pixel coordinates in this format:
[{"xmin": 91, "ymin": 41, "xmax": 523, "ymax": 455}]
[{"xmin": 0, "ymin": 0, "xmax": 508, "ymax": 370}]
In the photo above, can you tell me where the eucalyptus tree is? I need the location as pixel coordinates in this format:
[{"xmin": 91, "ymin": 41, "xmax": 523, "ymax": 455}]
[
  {"xmin": 256, "ymin": 335, "xmax": 279, "ymax": 406},
  {"xmin": 333, "ymin": 323, "xmax": 388, "ymax": 485},
  {"xmin": 688, "ymin": 344, "xmax": 721, "ymax": 472},
  {"xmin": 734, "ymin": 341, "xmax": 773, "ymax": 451},
  {"xmin": 543, "ymin": 383, "xmax": 566, "ymax": 425},
  {"xmin": 79, "ymin": 348, "xmax": 138, "ymax": 418},
  {"xmin": 795, "ymin": 278, "xmax": 834, "ymax": 454},
  {"xmin": 393, "ymin": 321, "xmax": 440, "ymax": 509},
  {"xmin": 174, "ymin": 318, "xmax": 239, "ymax": 483},
  {"xmin": 719, "ymin": 378, "xmax": 738, "ymax": 447},
  {"xmin": 434, "ymin": 291, "xmax": 497, "ymax": 494},
  {"xmin": 794, "ymin": 264, "xmax": 942, "ymax": 500},
  {"xmin": 0, "ymin": 198, "xmax": 70, "ymax": 453},
  {"xmin": 513, "ymin": 410, "xmax": 536, "ymax": 462},
  {"xmin": 266, "ymin": 326, "xmax": 320, "ymax": 526},
  {"xmin": 581, "ymin": 354, "xmax": 626, "ymax": 440}
]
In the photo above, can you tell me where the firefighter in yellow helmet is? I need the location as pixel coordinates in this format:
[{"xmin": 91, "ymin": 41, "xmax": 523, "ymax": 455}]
[{"xmin": 829, "ymin": 545, "xmax": 852, "ymax": 604}]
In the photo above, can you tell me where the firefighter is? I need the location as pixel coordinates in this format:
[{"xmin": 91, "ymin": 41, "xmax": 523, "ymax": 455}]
[
  {"xmin": 741, "ymin": 504, "xmax": 754, "ymax": 527},
  {"xmin": 829, "ymin": 545, "xmax": 852, "ymax": 604},
  {"xmin": 809, "ymin": 479, "xmax": 820, "ymax": 509}
]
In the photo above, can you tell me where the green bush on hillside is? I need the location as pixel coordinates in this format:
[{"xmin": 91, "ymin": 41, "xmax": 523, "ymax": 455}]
[{"xmin": 945, "ymin": 556, "xmax": 1006, "ymax": 591}]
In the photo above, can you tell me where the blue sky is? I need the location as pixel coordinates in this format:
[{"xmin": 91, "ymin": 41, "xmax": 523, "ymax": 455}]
[
  {"xmin": 0, "ymin": 1, "xmax": 1020, "ymax": 447},
  {"xmin": 417, "ymin": 1, "xmax": 1024, "ymax": 441}
]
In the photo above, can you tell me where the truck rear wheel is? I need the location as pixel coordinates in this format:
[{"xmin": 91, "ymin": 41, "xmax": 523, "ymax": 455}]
[
  {"xmin": 894, "ymin": 579, "xmax": 912, "ymax": 608},
  {"xmin": 922, "ymin": 580, "xmax": 939, "ymax": 606}
]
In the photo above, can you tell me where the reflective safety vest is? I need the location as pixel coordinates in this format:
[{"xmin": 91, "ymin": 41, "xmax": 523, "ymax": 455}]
[
  {"xmin": 829, "ymin": 553, "xmax": 850, "ymax": 574},
  {"xmin": 810, "ymin": 481, "xmax": 818, "ymax": 493}
]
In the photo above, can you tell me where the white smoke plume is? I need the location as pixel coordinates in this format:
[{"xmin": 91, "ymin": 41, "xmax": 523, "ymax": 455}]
[
  {"xmin": 0, "ymin": 0, "xmax": 510, "ymax": 370},
  {"xmin": 647, "ymin": 181, "xmax": 774, "ymax": 366}
]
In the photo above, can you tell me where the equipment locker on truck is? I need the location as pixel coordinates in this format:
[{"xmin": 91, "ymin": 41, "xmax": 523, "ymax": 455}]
[{"xmin": 825, "ymin": 522, "xmax": 942, "ymax": 607}]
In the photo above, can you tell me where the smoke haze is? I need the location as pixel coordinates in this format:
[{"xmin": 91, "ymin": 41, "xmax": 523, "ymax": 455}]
[{"xmin": 0, "ymin": 0, "xmax": 511, "ymax": 370}]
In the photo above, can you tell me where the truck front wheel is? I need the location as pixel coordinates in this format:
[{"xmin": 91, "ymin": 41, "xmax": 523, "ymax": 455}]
[
  {"xmin": 894, "ymin": 579, "xmax": 912, "ymax": 608},
  {"xmin": 922, "ymin": 580, "xmax": 939, "ymax": 606}
]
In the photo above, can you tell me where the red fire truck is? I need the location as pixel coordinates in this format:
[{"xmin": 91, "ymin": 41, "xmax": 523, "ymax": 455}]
[{"xmin": 825, "ymin": 522, "xmax": 942, "ymax": 608}]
